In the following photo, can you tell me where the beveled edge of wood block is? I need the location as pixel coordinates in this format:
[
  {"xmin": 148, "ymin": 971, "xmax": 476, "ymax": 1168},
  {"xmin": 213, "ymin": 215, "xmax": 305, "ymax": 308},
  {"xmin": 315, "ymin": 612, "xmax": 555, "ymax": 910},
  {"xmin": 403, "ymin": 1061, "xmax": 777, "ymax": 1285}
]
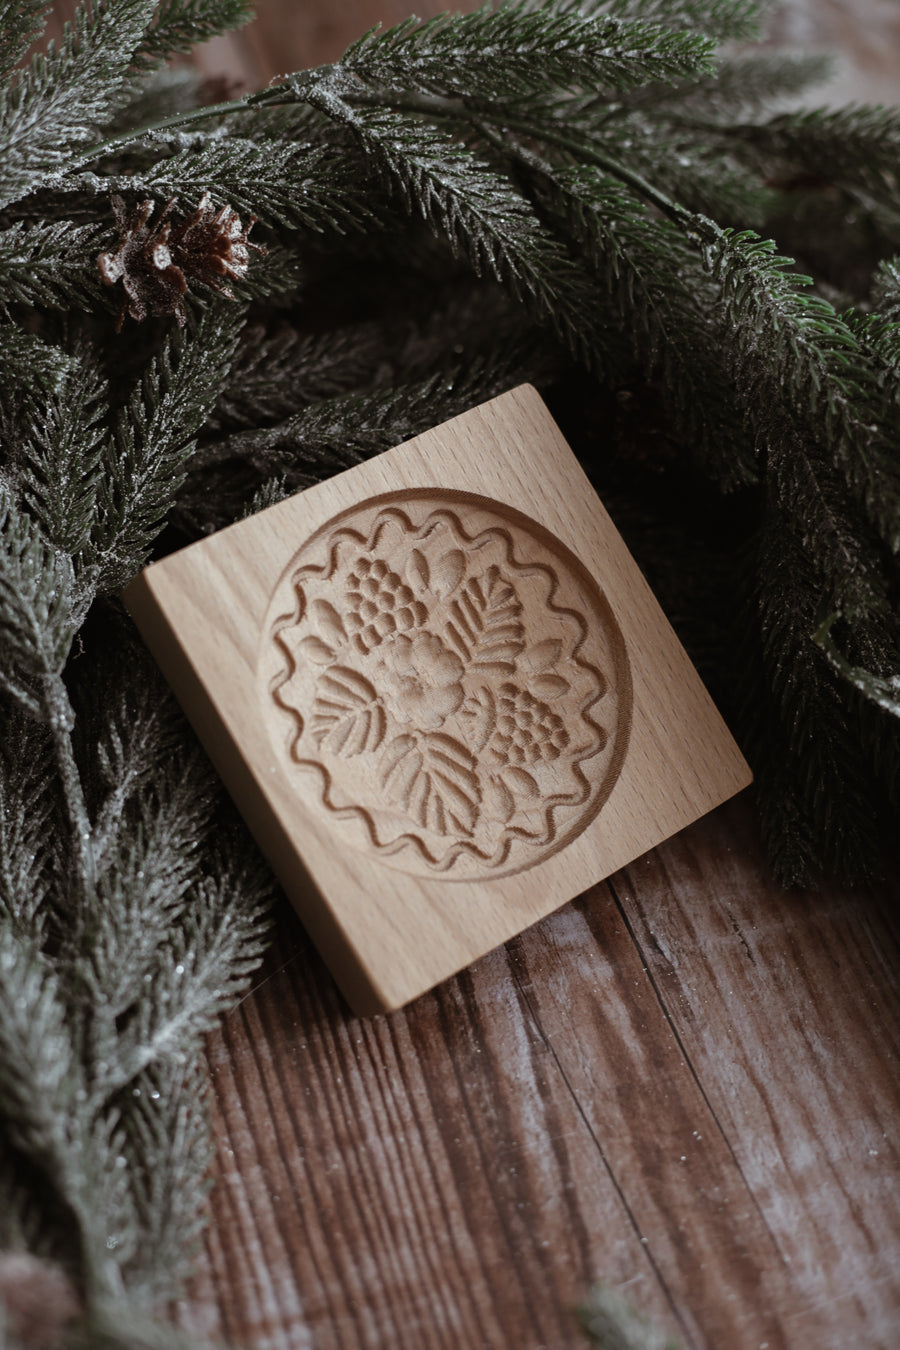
[{"xmin": 124, "ymin": 568, "xmax": 395, "ymax": 1015}]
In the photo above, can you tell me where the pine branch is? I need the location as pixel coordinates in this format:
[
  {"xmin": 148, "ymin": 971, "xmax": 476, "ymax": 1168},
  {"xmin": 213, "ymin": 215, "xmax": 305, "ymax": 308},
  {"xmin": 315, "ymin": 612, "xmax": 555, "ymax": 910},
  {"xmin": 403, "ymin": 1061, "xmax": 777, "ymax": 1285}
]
[
  {"xmin": 0, "ymin": 922, "xmax": 130, "ymax": 1305},
  {"xmin": 0, "ymin": 324, "xmax": 79, "ymax": 424},
  {"xmin": 294, "ymin": 83, "xmax": 612, "ymax": 374},
  {"xmin": 0, "ymin": 218, "xmax": 108, "ymax": 308},
  {"xmin": 119, "ymin": 1060, "xmax": 212, "ymax": 1305},
  {"xmin": 0, "ymin": 709, "xmax": 56, "ymax": 938},
  {"xmin": 83, "ymin": 741, "xmax": 217, "ymax": 1023},
  {"xmin": 696, "ymin": 222, "xmax": 900, "ymax": 554},
  {"xmin": 87, "ymin": 138, "xmax": 382, "ymax": 232},
  {"xmin": 211, "ymin": 318, "xmax": 393, "ymax": 431},
  {"xmin": 0, "ymin": 0, "xmax": 47, "ymax": 79},
  {"xmin": 135, "ymin": 0, "xmax": 253, "ymax": 66},
  {"xmin": 573, "ymin": 0, "xmax": 762, "ymax": 41},
  {"xmin": 723, "ymin": 105, "xmax": 900, "ymax": 213},
  {"xmin": 92, "ymin": 301, "xmax": 245, "ymax": 592},
  {"xmin": 0, "ymin": 0, "xmax": 160, "ymax": 210},
  {"xmin": 341, "ymin": 4, "xmax": 717, "ymax": 99},
  {"xmin": 197, "ymin": 350, "xmax": 553, "ymax": 479},
  {"xmin": 756, "ymin": 503, "xmax": 884, "ymax": 883},
  {"xmin": 524, "ymin": 160, "xmax": 756, "ymax": 484},
  {"xmin": 631, "ymin": 52, "xmax": 833, "ymax": 121},
  {"xmin": 871, "ymin": 257, "xmax": 900, "ymax": 321},
  {"xmin": 0, "ymin": 485, "xmax": 82, "ymax": 717},
  {"xmin": 14, "ymin": 343, "xmax": 108, "ymax": 559},
  {"xmin": 96, "ymin": 845, "xmax": 272, "ymax": 1100},
  {"xmin": 815, "ymin": 611, "xmax": 900, "ymax": 718}
]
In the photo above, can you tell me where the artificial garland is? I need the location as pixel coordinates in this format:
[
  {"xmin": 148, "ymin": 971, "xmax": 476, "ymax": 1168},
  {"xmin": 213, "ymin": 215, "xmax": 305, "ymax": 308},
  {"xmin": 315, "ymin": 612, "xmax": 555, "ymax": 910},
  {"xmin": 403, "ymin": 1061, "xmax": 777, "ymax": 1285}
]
[{"xmin": 0, "ymin": 0, "xmax": 898, "ymax": 1345}]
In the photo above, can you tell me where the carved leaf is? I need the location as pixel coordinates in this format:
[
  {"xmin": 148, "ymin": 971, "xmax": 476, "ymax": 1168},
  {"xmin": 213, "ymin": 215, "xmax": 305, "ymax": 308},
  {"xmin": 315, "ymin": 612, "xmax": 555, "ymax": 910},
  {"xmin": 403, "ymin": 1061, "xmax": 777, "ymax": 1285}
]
[
  {"xmin": 311, "ymin": 599, "xmax": 347, "ymax": 646},
  {"xmin": 483, "ymin": 775, "xmax": 515, "ymax": 824},
  {"xmin": 459, "ymin": 685, "xmax": 496, "ymax": 755},
  {"xmin": 520, "ymin": 639, "xmax": 562, "ymax": 674},
  {"xmin": 431, "ymin": 548, "xmax": 466, "ymax": 598},
  {"xmin": 380, "ymin": 732, "xmax": 480, "ymax": 836},
  {"xmin": 298, "ymin": 635, "xmax": 336, "ymax": 665},
  {"xmin": 408, "ymin": 548, "xmax": 430, "ymax": 591},
  {"xmin": 502, "ymin": 766, "xmax": 538, "ymax": 800},
  {"xmin": 531, "ymin": 673, "xmax": 570, "ymax": 700},
  {"xmin": 444, "ymin": 565, "xmax": 525, "ymax": 673},
  {"xmin": 311, "ymin": 667, "xmax": 385, "ymax": 756}
]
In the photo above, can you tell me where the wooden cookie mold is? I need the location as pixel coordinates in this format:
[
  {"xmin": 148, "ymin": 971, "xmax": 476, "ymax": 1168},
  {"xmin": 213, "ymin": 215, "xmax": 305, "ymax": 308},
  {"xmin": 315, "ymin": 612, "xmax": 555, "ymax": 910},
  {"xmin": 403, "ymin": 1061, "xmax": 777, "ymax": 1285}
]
[{"xmin": 124, "ymin": 386, "xmax": 751, "ymax": 1013}]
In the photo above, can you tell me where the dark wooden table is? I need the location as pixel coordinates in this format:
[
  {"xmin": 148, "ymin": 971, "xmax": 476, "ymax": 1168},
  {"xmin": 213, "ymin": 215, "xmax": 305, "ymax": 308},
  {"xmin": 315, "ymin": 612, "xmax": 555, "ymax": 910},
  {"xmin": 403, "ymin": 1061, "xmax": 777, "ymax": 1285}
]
[
  {"xmin": 177, "ymin": 794, "xmax": 899, "ymax": 1350},
  {"xmin": 44, "ymin": 0, "xmax": 900, "ymax": 1343}
]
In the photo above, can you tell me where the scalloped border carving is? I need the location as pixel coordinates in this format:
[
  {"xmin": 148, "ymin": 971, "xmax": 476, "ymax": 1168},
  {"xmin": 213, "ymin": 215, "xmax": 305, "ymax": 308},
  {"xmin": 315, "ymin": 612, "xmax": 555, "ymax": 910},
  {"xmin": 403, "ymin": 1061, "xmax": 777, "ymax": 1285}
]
[{"xmin": 259, "ymin": 490, "xmax": 631, "ymax": 879}]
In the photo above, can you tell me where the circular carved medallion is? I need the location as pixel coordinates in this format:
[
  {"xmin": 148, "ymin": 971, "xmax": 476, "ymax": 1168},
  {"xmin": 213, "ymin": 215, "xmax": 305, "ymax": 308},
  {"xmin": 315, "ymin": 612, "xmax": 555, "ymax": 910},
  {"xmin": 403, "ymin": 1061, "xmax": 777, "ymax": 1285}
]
[{"xmin": 260, "ymin": 491, "xmax": 631, "ymax": 878}]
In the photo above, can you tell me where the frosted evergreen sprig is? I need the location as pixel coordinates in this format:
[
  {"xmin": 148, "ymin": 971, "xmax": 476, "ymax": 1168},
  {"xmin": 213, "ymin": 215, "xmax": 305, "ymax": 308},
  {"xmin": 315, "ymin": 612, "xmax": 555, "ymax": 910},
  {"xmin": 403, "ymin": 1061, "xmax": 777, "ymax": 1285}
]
[
  {"xmin": 92, "ymin": 301, "xmax": 246, "ymax": 592},
  {"xmin": 1, "ymin": 0, "xmax": 899, "ymax": 1344},
  {"xmin": 0, "ymin": 0, "xmax": 160, "ymax": 210},
  {"xmin": 0, "ymin": 219, "xmax": 109, "ymax": 309},
  {"xmin": 341, "ymin": 4, "xmax": 718, "ymax": 98}
]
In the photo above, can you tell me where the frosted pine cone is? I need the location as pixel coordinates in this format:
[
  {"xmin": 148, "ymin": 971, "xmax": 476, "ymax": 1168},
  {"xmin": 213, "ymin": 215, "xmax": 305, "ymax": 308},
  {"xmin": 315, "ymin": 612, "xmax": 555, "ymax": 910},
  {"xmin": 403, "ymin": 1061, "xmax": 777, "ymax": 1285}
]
[
  {"xmin": 345, "ymin": 557, "xmax": 427, "ymax": 652},
  {"xmin": 98, "ymin": 192, "xmax": 265, "ymax": 330},
  {"xmin": 97, "ymin": 195, "xmax": 186, "ymax": 331},
  {"xmin": 167, "ymin": 190, "xmax": 266, "ymax": 296},
  {"xmin": 490, "ymin": 683, "xmax": 569, "ymax": 766}
]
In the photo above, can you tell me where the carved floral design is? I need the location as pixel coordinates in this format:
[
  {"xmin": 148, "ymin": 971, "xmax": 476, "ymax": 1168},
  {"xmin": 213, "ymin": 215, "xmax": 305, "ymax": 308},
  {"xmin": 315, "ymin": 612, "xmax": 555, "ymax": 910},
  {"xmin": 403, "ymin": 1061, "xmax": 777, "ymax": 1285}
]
[
  {"xmin": 377, "ymin": 632, "xmax": 465, "ymax": 730},
  {"xmin": 266, "ymin": 497, "xmax": 629, "ymax": 876}
]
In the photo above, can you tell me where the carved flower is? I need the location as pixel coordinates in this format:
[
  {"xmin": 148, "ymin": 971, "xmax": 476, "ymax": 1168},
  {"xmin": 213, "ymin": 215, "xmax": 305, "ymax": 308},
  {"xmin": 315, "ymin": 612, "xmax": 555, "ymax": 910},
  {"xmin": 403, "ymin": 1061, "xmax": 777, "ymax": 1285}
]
[{"xmin": 378, "ymin": 632, "xmax": 465, "ymax": 730}]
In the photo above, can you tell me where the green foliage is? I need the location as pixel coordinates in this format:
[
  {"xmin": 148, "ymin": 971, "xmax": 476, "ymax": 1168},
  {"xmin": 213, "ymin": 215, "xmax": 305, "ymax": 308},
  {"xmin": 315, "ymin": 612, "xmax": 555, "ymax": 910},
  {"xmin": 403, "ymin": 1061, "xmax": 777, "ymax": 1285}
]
[
  {"xmin": 0, "ymin": 219, "xmax": 108, "ymax": 308},
  {"xmin": 341, "ymin": 3, "xmax": 718, "ymax": 98},
  {"xmin": 0, "ymin": 0, "xmax": 159, "ymax": 209},
  {"xmin": 586, "ymin": 0, "xmax": 762, "ymax": 41},
  {"xmin": 0, "ymin": 0, "xmax": 899, "ymax": 1344},
  {"xmin": 93, "ymin": 302, "xmax": 245, "ymax": 591},
  {"xmin": 93, "ymin": 138, "xmax": 380, "ymax": 231},
  {"xmin": 0, "ymin": 0, "xmax": 47, "ymax": 79},
  {"xmin": 136, "ymin": 0, "xmax": 253, "ymax": 65}
]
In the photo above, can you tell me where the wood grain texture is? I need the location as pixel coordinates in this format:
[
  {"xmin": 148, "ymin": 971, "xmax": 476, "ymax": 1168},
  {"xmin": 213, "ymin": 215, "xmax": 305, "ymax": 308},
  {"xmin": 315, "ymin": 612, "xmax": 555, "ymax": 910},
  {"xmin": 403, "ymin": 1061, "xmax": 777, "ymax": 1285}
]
[
  {"xmin": 124, "ymin": 387, "xmax": 750, "ymax": 1012},
  {"xmin": 177, "ymin": 798, "xmax": 899, "ymax": 1350}
]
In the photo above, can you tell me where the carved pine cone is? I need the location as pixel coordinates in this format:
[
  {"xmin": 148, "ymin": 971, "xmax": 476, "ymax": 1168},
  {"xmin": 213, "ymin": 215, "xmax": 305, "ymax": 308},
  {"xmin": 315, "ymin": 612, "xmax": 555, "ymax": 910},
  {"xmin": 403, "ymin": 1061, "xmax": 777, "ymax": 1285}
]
[
  {"xmin": 345, "ymin": 556, "xmax": 428, "ymax": 652},
  {"xmin": 489, "ymin": 683, "xmax": 570, "ymax": 766}
]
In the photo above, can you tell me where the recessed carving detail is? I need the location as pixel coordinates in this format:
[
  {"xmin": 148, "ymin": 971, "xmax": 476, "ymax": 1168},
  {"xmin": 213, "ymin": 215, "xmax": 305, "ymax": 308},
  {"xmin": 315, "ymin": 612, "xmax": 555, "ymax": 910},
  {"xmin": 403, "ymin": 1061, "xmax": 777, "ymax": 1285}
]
[{"xmin": 261, "ymin": 492, "xmax": 631, "ymax": 877}]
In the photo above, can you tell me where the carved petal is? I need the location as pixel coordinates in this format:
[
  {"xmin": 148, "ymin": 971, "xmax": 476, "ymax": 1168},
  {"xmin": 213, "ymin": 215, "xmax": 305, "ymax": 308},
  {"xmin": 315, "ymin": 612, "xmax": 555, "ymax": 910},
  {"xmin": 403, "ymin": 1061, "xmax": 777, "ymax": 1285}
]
[
  {"xmin": 483, "ymin": 775, "xmax": 515, "ymax": 824},
  {"xmin": 520, "ymin": 639, "xmax": 562, "ymax": 674},
  {"xmin": 431, "ymin": 548, "xmax": 466, "ymax": 598},
  {"xmin": 531, "ymin": 673, "xmax": 570, "ymax": 700},
  {"xmin": 311, "ymin": 599, "xmax": 348, "ymax": 646},
  {"xmin": 298, "ymin": 635, "xmax": 336, "ymax": 665},
  {"xmin": 502, "ymin": 766, "xmax": 538, "ymax": 800},
  {"xmin": 408, "ymin": 548, "xmax": 430, "ymax": 591}
]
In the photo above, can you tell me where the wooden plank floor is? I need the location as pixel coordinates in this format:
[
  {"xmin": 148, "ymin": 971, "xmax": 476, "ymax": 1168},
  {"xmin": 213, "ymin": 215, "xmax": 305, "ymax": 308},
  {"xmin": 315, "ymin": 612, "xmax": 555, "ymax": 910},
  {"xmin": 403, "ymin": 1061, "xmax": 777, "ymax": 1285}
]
[
  {"xmin": 42, "ymin": 0, "xmax": 900, "ymax": 1344},
  {"xmin": 178, "ymin": 798, "xmax": 900, "ymax": 1349}
]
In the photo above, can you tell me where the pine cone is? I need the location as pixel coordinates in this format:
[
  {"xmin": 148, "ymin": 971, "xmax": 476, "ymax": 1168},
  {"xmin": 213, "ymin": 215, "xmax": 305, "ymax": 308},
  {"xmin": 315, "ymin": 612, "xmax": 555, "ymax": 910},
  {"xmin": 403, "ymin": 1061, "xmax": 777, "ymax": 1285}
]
[
  {"xmin": 490, "ymin": 683, "xmax": 569, "ymax": 766},
  {"xmin": 98, "ymin": 192, "xmax": 265, "ymax": 331},
  {"xmin": 97, "ymin": 195, "xmax": 186, "ymax": 332},
  {"xmin": 167, "ymin": 190, "xmax": 266, "ymax": 297},
  {"xmin": 345, "ymin": 556, "xmax": 428, "ymax": 653}
]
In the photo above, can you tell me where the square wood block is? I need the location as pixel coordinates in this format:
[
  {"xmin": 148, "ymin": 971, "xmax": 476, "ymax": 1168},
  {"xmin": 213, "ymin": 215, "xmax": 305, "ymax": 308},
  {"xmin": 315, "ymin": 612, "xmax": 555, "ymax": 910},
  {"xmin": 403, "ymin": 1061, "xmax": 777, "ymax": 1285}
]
[{"xmin": 124, "ymin": 385, "xmax": 751, "ymax": 1014}]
